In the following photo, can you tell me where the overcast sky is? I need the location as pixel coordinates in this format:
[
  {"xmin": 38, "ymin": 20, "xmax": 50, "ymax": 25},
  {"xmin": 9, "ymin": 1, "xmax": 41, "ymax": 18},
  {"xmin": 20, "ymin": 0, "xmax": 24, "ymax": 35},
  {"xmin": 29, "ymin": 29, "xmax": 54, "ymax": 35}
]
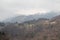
[{"xmin": 0, "ymin": 0, "xmax": 60, "ymax": 20}]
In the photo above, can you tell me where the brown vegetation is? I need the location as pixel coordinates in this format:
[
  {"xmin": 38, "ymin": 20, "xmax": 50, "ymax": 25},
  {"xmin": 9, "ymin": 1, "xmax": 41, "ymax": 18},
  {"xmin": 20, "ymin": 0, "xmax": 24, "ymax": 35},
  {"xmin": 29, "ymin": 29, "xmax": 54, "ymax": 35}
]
[{"xmin": 0, "ymin": 15, "xmax": 60, "ymax": 40}]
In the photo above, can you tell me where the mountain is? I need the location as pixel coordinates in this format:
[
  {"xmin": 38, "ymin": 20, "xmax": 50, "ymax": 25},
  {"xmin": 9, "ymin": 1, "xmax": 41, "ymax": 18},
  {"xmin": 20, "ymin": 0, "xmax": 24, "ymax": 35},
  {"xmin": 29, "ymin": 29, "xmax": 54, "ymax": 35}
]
[
  {"xmin": 4, "ymin": 11, "xmax": 60, "ymax": 23},
  {"xmin": 1, "ymin": 15, "xmax": 60, "ymax": 40},
  {"xmin": 50, "ymin": 15, "xmax": 60, "ymax": 22}
]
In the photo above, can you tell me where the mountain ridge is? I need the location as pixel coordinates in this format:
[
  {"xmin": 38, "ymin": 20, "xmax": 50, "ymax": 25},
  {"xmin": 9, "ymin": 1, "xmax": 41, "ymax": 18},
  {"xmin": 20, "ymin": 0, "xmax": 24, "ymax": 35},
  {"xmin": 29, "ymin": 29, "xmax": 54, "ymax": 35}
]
[
  {"xmin": 3, "ymin": 11, "xmax": 60, "ymax": 23},
  {"xmin": 0, "ymin": 14, "xmax": 60, "ymax": 40}
]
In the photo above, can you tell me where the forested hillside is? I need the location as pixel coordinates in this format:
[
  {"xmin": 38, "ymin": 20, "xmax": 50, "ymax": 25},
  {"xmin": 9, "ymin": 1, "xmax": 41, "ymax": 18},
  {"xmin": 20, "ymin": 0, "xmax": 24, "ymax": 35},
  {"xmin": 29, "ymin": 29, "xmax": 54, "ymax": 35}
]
[{"xmin": 0, "ymin": 15, "xmax": 60, "ymax": 40}]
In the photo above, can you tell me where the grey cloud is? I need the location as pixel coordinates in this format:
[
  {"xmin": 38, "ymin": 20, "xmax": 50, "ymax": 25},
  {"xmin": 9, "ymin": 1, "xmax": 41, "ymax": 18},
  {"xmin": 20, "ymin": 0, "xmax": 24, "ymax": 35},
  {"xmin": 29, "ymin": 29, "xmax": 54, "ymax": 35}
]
[
  {"xmin": 1, "ymin": 0, "xmax": 60, "ymax": 10},
  {"xmin": 0, "ymin": 0, "xmax": 60, "ymax": 21}
]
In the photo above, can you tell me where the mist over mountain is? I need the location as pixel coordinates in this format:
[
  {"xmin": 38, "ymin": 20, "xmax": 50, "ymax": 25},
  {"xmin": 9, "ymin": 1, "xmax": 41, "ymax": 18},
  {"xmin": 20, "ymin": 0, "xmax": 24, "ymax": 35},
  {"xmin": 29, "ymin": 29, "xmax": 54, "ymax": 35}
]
[
  {"xmin": 0, "ymin": 14, "xmax": 60, "ymax": 40},
  {"xmin": 3, "ymin": 11, "xmax": 60, "ymax": 23},
  {"xmin": 1, "ymin": 0, "xmax": 60, "ymax": 40}
]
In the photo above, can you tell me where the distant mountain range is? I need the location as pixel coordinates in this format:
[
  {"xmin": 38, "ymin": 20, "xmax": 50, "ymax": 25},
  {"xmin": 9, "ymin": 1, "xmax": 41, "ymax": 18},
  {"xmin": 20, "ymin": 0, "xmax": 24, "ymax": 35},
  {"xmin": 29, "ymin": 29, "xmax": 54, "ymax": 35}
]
[{"xmin": 4, "ymin": 11, "xmax": 60, "ymax": 23}]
